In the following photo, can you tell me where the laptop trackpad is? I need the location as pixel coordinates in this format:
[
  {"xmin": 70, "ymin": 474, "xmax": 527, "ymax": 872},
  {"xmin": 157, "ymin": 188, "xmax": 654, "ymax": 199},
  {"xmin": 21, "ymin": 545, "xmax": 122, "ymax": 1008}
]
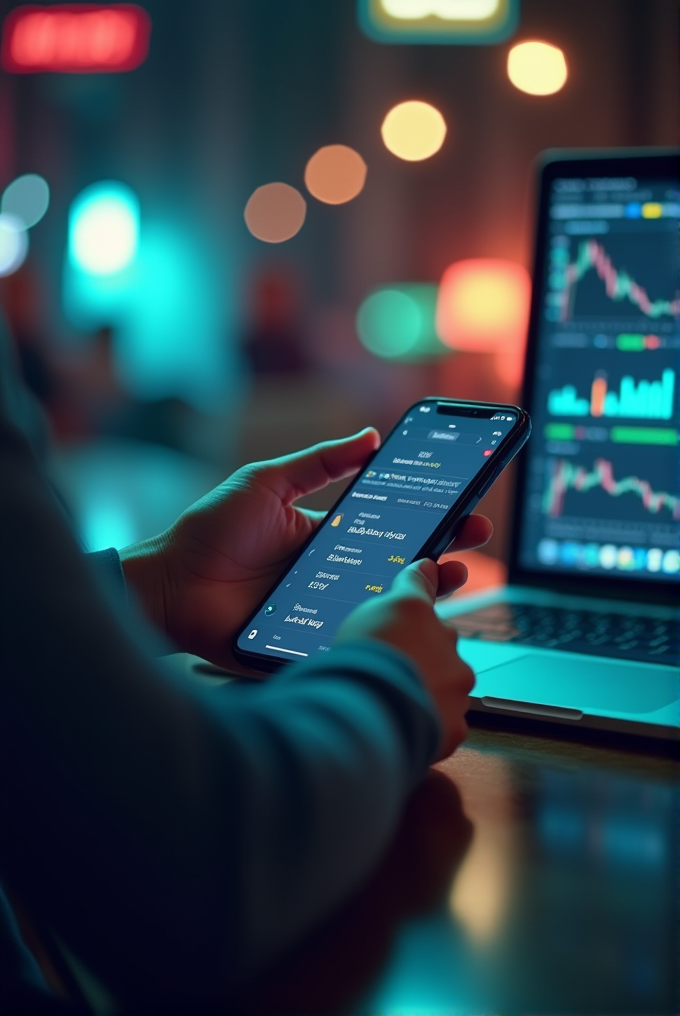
[{"xmin": 475, "ymin": 653, "xmax": 678, "ymax": 714}]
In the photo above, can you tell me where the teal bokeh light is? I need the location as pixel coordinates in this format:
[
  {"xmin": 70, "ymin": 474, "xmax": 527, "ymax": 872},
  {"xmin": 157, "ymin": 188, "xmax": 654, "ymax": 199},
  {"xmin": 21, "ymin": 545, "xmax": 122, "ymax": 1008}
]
[
  {"xmin": 120, "ymin": 222, "xmax": 231, "ymax": 409},
  {"xmin": 356, "ymin": 285, "xmax": 447, "ymax": 360},
  {"xmin": 63, "ymin": 217, "xmax": 236, "ymax": 412},
  {"xmin": 1, "ymin": 173, "xmax": 50, "ymax": 229},
  {"xmin": 69, "ymin": 181, "xmax": 139, "ymax": 276}
]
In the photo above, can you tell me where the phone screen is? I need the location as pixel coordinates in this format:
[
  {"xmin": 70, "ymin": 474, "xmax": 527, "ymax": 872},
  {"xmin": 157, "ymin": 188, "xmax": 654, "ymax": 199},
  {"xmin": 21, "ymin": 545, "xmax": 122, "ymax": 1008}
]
[{"xmin": 235, "ymin": 401, "xmax": 525, "ymax": 666}]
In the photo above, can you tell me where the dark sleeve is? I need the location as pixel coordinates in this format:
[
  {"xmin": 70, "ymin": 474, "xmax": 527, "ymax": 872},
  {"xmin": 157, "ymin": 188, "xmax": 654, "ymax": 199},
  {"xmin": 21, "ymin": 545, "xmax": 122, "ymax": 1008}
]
[
  {"xmin": 87, "ymin": 546, "xmax": 126, "ymax": 597},
  {"xmin": 0, "ymin": 353, "xmax": 441, "ymax": 1009}
]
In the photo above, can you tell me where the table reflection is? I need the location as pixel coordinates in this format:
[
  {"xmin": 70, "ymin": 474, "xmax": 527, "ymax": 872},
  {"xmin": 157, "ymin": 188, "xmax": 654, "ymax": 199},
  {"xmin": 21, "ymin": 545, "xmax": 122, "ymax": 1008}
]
[
  {"xmin": 235, "ymin": 728, "xmax": 677, "ymax": 1016},
  {"xmin": 360, "ymin": 733, "xmax": 677, "ymax": 1016}
]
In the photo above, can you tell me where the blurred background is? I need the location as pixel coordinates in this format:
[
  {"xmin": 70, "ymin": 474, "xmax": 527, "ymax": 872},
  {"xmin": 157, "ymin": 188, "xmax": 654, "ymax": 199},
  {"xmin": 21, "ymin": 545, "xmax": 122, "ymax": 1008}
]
[{"xmin": 0, "ymin": 0, "xmax": 677, "ymax": 584}]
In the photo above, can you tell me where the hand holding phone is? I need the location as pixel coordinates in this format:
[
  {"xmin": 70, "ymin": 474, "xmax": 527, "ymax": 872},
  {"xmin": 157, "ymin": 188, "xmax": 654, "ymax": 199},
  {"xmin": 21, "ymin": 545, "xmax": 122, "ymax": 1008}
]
[
  {"xmin": 336, "ymin": 556, "xmax": 476, "ymax": 760},
  {"xmin": 121, "ymin": 412, "xmax": 506, "ymax": 676},
  {"xmin": 234, "ymin": 399, "xmax": 531, "ymax": 671}
]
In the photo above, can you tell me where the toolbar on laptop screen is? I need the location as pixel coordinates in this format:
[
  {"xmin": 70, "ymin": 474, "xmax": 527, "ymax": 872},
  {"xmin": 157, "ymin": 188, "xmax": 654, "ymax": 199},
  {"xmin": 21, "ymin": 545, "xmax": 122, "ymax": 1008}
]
[{"xmin": 518, "ymin": 167, "xmax": 680, "ymax": 583}]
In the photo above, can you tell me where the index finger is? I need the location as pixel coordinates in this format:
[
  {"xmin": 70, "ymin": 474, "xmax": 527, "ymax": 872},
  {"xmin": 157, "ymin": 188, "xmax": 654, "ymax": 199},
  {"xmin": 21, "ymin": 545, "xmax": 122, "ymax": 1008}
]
[{"xmin": 442, "ymin": 514, "xmax": 493, "ymax": 554}]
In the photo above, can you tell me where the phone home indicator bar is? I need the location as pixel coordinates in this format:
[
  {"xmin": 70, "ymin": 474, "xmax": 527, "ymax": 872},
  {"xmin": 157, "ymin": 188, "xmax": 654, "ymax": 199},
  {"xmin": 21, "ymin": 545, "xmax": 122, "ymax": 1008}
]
[{"xmin": 265, "ymin": 645, "xmax": 309, "ymax": 657}]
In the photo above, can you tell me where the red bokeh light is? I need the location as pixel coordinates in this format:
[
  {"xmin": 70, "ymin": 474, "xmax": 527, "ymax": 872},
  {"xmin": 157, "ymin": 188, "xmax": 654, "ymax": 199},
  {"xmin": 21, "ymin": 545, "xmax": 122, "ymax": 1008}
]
[
  {"xmin": 436, "ymin": 258, "xmax": 531, "ymax": 389},
  {"xmin": 1, "ymin": 4, "xmax": 151, "ymax": 73}
]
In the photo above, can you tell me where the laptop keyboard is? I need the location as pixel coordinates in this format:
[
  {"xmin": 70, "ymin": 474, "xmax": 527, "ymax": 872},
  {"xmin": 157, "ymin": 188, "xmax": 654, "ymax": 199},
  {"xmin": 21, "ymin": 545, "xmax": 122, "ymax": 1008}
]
[{"xmin": 451, "ymin": 603, "xmax": 680, "ymax": 666}]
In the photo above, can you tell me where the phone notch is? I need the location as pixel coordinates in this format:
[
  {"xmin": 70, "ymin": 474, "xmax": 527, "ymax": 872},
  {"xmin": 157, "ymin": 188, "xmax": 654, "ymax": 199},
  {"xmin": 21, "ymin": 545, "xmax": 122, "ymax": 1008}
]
[{"xmin": 436, "ymin": 403, "xmax": 496, "ymax": 419}]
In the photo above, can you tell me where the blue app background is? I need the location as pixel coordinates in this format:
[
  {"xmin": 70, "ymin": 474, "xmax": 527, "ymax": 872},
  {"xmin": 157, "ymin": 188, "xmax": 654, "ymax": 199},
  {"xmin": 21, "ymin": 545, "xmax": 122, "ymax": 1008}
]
[{"xmin": 237, "ymin": 402, "xmax": 518, "ymax": 663}]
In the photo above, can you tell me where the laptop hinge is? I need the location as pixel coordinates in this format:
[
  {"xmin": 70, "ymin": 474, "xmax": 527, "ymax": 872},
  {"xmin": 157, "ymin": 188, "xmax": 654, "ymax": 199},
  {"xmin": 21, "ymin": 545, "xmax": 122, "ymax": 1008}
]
[{"xmin": 481, "ymin": 697, "xmax": 583, "ymax": 721}]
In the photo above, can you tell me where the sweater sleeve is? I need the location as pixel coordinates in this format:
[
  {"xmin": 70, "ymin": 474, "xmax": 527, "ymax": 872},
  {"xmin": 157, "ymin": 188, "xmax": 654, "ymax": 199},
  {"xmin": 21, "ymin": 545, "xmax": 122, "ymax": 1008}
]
[
  {"xmin": 86, "ymin": 546, "xmax": 127, "ymax": 598},
  {"xmin": 0, "ymin": 352, "xmax": 440, "ymax": 1009}
]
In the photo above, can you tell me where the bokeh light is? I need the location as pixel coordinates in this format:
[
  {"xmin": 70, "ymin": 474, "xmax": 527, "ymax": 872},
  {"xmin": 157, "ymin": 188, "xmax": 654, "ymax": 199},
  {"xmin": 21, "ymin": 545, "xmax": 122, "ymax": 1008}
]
[
  {"xmin": 381, "ymin": 0, "xmax": 503, "ymax": 16},
  {"xmin": 244, "ymin": 183, "xmax": 307, "ymax": 243},
  {"xmin": 0, "ymin": 213, "xmax": 29, "ymax": 276},
  {"xmin": 69, "ymin": 182, "xmax": 139, "ymax": 275},
  {"xmin": 507, "ymin": 41, "xmax": 568, "ymax": 96},
  {"xmin": 2, "ymin": 5, "xmax": 151, "ymax": 74},
  {"xmin": 304, "ymin": 145, "xmax": 367, "ymax": 205},
  {"xmin": 357, "ymin": 285, "xmax": 447, "ymax": 360},
  {"xmin": 381, "ymin": 100, "xmax": 447, "ymax": 161},
  {"xmin": 64, "ymin": 220, "xmax": 233, "ymax": 411},
  {"xmin": 436, "ymin": 258, "xmax": 531, "ymax": 387},
  {"xmin": 359, "ymin": 0, "xmax": 519, "ymax": 44},
  {"xmin": 358, "ymin": 289, "xmax": 420, "ymax": 358},
  {"xmin": 436, "ymin": 259, "xmax": 530, "ymax": 351},
  {"xmin": 1, "ymin": 173, "xmax": 50, "ymax": 228}
]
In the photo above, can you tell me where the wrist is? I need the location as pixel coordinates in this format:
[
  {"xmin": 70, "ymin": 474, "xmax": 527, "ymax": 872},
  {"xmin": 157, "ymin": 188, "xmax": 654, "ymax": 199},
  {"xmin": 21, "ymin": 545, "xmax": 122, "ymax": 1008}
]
[{"xmin": 119, "ymin": 534, "xmax": 171, "ymax": 636}]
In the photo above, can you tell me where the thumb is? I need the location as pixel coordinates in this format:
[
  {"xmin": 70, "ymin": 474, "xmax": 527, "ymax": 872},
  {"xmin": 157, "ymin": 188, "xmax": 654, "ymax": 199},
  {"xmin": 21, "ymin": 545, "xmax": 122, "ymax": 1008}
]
[
  {"xmin": 391, "ymin": 558, "xmax": 439, "ymax": 605},
  {"xmin": 252, "ymin": 428, "xmax": 380, "ymax": 504}
]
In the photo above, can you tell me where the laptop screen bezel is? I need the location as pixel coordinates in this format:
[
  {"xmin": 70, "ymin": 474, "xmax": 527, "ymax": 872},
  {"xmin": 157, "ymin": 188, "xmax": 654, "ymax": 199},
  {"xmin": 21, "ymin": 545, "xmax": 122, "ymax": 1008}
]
[{"xmin": 507, "ymin": 148, "xmax": 680, "ymax": 606}]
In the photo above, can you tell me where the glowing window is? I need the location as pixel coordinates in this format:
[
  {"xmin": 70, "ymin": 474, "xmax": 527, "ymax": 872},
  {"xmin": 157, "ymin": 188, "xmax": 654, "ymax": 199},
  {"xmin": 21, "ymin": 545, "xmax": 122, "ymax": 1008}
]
[
  {"xmin": 69, "ymin": 182, "xmax": 139, "ymax": 276},
  {"xmin": 244, "ymin": 183, "xmax": 306, "ymax": 243},
  {"xmin": 0, "ymin": 214, "xmax": 29, "ymax": 276},
  {"xmin": 1, "ymin": 173, "xmax": 50, "ymax": 228},
  {"xmin": 507, "ymin": 41, "xmax": 568, "ymax": 96},
  {"xmin": 358, "ymin": 0, "xmax": 518, "ymax": 43},
  {"xmin": 304, "ymin": 145, "xmax": 367, "ymax": 205},
  {"xmin": 436, "ymin": 258, "xmax": 531, "ymax": 386},
  {"xmin": 381, "ymin": 101, "xmax": 447, "ymax": 161},
  {"xmin": 1, "ymin": 4, "xmax": 151, "ymax": 74}
]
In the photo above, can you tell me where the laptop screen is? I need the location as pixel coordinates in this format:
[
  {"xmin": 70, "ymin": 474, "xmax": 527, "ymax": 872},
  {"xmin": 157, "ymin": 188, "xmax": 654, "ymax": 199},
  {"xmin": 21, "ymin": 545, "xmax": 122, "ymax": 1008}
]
[{"xmin": 515, "ymin": 152, "xmax": 680, "ymax": 589}]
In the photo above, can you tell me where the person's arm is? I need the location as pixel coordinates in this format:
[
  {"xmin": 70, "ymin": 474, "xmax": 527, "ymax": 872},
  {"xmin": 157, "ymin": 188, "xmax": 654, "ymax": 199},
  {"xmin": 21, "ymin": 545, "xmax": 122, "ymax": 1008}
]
[
  {"xmin": 0, "ymin": 403, "xmax": 441, "ymax": 1009},
  {"xmin": 86, "ymin": 546, "xmax": 126, "ymax": 596}
]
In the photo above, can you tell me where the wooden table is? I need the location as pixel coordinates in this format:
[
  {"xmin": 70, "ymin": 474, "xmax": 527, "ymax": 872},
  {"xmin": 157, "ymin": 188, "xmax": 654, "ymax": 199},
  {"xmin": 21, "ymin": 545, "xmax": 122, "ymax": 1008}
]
[{"xmin": 236, "ymin": 718, "xmax": 678, "ymax": 1016}]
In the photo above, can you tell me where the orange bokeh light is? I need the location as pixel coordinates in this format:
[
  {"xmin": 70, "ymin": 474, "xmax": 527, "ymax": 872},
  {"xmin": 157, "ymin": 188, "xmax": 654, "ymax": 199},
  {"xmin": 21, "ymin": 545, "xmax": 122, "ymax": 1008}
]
[
  {"xmin": 244, "ymin": 183, "xmax": 306, "ymax": 243},
  {"xmin": 304, "ymin": 145, "xmax": 367, "ymax": 205},
  {"xmin": 436, "ymin": 258, "xmax": 531, "ymax": 388}
]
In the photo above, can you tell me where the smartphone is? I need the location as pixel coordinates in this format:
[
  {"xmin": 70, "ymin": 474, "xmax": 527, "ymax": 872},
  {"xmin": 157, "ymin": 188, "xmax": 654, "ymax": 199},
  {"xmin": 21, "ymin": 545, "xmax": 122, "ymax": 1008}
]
[{"xmin": 234, "ymin": 398, "xmax": 531, "ymax": 671}]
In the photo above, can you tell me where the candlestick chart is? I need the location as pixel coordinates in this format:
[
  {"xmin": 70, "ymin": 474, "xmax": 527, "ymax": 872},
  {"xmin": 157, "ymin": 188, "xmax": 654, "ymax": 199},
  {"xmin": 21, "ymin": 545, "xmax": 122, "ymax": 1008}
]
[
  {"xmin": 543, "ymin": 457, "xmax": 680, "ymax": 521},
  {"xmin": 549, "ymin": 237, "xmax": 680, "ymax": 323}
]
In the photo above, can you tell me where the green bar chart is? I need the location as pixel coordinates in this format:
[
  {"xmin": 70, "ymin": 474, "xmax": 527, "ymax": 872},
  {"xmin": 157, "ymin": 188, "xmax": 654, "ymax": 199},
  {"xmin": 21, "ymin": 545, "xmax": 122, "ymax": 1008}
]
[{"xmin": 548, "ymin": 368, "xmax": 675, "ymax": 420}]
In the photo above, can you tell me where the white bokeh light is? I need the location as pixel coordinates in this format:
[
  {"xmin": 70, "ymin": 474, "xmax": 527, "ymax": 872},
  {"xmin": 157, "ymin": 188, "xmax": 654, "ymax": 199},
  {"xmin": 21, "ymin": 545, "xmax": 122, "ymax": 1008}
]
[
  {"xmin": 69, "ymin": 182, "xmax": 139, "ymax": 275},
  {"xmin": 381, "ymin": 0, "xmax": 500, "ymax": 18},
  {"xmin": 507, "ymin": 40, "xmax": 568, "ymax": 96},
  {"xmin": 0, "ymin": 214, "xmax": 29, "ymax": 276}
]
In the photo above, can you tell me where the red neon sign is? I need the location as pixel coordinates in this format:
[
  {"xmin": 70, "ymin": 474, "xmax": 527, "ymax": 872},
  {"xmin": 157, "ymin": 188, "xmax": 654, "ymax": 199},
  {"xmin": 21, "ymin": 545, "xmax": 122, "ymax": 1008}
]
[{"xmin": 1, "ymin": 5, "xmax": 151, "ymax": 73}]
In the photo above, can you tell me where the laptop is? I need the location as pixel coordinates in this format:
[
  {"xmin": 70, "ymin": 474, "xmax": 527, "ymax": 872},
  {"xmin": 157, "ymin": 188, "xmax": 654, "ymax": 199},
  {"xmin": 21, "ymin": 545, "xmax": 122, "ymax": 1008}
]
[{"xmin": 440, "ymin": 148, "xmax": 680, "ymax": 740}]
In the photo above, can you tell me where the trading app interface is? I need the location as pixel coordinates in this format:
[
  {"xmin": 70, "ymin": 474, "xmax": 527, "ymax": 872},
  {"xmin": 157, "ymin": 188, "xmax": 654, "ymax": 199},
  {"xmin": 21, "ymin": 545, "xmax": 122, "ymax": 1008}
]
[
  {"xmin": 518, "ymin": 168, "xmax": 680, "ymax": 582},
  {"xmin": 237, "ymin": 404, "xmax": 519, "ymax": 663}
]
